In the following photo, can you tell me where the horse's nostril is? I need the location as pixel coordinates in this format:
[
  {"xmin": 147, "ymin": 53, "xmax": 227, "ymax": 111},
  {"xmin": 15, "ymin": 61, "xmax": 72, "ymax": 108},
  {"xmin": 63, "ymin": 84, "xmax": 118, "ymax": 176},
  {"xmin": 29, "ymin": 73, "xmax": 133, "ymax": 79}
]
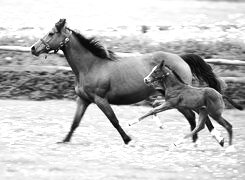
[
  {"xmin": 31, "ymin": 46, "xmax": 38, "ymax": 56},
  {"xmin": 144, "ymin": 78, "xmax": 149, "ymax": 84}
]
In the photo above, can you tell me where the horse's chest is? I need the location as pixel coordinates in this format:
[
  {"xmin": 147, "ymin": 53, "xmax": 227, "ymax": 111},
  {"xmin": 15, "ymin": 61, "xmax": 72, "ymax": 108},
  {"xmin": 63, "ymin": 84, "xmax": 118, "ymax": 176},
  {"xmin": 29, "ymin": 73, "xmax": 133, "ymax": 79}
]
[
  {"xmin": 75, "ymin": 85, "xmax": 89, "ymax": 99},
  {"xmin": 75, "ymin": 78, "xmax": 93, "ymax": 100}
]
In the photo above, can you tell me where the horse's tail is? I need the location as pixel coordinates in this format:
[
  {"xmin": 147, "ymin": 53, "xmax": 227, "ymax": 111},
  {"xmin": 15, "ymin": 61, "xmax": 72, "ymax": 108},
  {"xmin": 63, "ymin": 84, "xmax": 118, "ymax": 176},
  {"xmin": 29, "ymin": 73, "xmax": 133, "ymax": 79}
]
[
  {"xmin": 223, "ymin": 95, "xmax": 244, "ymax": 110},
  {"xmin": 180, "ymin": 54, "xmax": 225, "ymax": 93}
]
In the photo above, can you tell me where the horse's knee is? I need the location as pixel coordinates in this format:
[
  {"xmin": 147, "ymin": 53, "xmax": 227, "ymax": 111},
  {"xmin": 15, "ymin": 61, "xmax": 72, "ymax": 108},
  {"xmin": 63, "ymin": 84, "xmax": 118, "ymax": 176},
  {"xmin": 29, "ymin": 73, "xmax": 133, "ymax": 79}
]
[{"xmin": 152, "ymin": 99, "xmax": 165, "ymax": 107}]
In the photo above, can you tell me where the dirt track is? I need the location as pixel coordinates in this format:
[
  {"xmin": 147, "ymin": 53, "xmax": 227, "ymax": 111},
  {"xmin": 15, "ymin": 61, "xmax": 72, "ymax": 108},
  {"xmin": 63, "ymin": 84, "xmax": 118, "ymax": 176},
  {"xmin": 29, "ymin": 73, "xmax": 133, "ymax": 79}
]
[{"xmin": 0, "ymin": 100, "xmax": 244, "ymax": 180}]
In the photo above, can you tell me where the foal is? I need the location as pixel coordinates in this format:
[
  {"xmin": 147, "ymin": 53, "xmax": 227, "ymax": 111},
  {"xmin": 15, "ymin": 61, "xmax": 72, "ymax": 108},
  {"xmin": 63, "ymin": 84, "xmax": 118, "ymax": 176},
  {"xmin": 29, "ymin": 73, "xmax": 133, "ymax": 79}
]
[{"xmin": 135, "ymin": 60, "xmax": 243, "ymax": 147}]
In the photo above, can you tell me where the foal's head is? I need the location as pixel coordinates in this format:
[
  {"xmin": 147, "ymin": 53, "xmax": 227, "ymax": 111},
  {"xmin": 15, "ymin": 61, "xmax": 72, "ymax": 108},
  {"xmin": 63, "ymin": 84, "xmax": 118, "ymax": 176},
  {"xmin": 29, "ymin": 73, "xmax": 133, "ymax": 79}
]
[
  {"xmin": 144, "ymin": 60, "xmax": 170, "ymax": 87},
  {"xmin": 31, "ymin": 19, "xmax": 71, "ymax": 56}
]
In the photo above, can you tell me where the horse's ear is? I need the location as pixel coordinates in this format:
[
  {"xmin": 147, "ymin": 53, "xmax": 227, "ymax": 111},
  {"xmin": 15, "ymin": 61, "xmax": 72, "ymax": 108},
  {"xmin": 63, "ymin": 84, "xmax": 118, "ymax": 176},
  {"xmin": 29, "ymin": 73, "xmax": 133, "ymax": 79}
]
[
  {"xmin": 55, "ymin": 19, "xmax": 66, "ymax": 32},
  {"xmin": 159, "ymin": 60, "xmax": 165, "ymax": 70}
]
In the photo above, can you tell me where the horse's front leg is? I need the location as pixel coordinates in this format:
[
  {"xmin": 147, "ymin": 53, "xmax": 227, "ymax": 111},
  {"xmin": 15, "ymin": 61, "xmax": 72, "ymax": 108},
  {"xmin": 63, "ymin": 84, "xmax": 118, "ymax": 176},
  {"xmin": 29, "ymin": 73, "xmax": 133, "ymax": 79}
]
[
  {"xmin": 94, "ymin": 96, "xmax": 131, "ymax": 144},
  {"xmin": 61, "ymin": 97, "xmax": 90, "ymax": 143}
]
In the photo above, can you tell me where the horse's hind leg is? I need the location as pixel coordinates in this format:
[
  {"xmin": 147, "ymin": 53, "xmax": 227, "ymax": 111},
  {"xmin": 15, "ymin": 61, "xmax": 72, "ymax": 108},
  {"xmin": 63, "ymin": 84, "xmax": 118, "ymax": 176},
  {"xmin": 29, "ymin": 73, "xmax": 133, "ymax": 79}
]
[
  {"xmin": 211, "ymin": 115, "xmax": 233, "ymax": 146},
  {"xmin": 62, "ymin": 97, "xmax": 90, "ymax": 143},
  {"xmin": 94, "ymin": 96, "xmax": 131, "ymax": 144},
  {"xmin": 177, "ymin": 108, "xmax": 197, "ymax": 143}
]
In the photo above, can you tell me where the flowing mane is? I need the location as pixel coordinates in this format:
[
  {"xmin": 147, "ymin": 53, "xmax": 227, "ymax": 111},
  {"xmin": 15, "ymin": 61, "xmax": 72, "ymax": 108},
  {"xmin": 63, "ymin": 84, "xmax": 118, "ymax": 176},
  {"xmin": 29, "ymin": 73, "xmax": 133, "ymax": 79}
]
[{"xmin": 67, "ymin": 28, "xmax": 117, "ymax": 60}]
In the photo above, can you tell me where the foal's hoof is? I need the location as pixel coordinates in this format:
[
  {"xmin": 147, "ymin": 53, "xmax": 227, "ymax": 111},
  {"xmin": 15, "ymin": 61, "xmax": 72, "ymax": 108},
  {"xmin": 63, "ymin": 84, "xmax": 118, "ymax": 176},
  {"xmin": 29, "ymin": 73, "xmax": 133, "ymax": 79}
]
[
  {"xmin": 168, "ymin": 143, "xmax": 177, "ymax": 151},
  {"xmin": 219, "ymin": 138, "xmax": 225, "ymax": 147},
  {"xmin": 128, "ymin": 119, "xmax": 139, "ymax": 126}
]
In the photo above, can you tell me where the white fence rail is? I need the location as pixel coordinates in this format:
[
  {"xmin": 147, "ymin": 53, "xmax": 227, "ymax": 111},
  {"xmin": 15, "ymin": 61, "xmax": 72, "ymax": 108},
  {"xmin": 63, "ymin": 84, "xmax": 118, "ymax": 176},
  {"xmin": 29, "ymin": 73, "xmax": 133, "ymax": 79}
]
[
  {"xmin": 1, "ymin": 45, "xmax": 245, "ymax": 66},
  {"xmin": 0, "ymin": 45, "xmax": 244, "ymax": 83}
]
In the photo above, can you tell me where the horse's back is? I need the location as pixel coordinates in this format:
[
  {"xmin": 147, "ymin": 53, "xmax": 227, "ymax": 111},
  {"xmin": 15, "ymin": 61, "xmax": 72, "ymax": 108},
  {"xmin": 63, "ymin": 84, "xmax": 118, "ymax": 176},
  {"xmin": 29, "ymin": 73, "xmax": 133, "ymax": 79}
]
[
  {"xmin": 116, "ymin": 51, "xmax": 192, "ymax": 84},
  {"xmin": 146, "ymin": 51, "xmax": 192, "ymax": 84}
]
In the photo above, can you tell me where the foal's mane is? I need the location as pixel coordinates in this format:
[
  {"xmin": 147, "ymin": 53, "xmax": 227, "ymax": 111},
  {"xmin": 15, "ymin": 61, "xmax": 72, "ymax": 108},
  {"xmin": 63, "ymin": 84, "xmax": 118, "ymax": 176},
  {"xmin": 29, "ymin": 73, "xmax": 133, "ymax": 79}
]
[
  {"xmin": 67, "ymin": 28, "xmax": 117, "ymax": 61},
  {"xmin": 165, "ymin": 65, "xmax": 187, "ymax": 85}
]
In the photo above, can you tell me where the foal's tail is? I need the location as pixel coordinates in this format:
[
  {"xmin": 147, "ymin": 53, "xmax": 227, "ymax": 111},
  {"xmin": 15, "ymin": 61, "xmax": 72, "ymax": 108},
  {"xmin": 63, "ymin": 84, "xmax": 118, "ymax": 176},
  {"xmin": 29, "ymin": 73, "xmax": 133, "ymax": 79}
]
[
  {"xmin": 180, "ymin": 54, "xmax": 225, "ymax": 93},
  {"xmin": 223, "ymin": 95, "xmax": 244, "ymax": 110}
]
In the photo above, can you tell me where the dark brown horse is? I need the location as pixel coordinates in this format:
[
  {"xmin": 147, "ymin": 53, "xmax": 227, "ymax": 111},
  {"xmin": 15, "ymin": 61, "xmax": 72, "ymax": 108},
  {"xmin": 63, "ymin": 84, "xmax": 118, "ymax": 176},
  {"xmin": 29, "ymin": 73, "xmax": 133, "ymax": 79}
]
[
  {"xmin": 136, "ymin": 60, "xmax": 243, "ymax": 148},
  {"xmin": 31, "ymin": 19, "xmax": 225, "ymax": 145}
]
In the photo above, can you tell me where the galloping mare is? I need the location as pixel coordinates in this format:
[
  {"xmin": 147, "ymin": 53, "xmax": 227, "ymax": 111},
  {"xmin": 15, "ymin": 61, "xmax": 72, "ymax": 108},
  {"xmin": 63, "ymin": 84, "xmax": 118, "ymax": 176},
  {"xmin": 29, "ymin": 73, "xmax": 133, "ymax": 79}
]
[
  {"xmin": 31, "ymin": 19, "xmax": 226, "ymax": 145},
  {"xmin": 136, "ymin": 60, "xmax": 243, "ymax": 147}
]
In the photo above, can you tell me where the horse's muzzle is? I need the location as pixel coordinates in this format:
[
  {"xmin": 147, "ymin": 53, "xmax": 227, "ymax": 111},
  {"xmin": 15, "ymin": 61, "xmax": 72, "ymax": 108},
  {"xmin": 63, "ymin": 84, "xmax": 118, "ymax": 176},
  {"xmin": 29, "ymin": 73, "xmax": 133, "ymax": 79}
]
[
  {"xmin": 31, "ymin": 45, "xmax": 43, "ymax": 56},
  {"xmin": 31, "ymin": 46, "xmax": 38, "ymax": 56},
  {"xmin": 144, "ymin": 77, "xmax": 151, "ymax": 85}
]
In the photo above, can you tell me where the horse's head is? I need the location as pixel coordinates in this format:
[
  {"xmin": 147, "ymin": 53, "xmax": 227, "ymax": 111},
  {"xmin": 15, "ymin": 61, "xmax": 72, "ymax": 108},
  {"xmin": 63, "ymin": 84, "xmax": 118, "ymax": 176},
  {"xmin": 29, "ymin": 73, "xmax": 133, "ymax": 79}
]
[
  {"xmin": 144, "ymin": 60, "xmax": 170, "ymax": 86},
  {"xmin": 31, "ymin": 19, "xmax": 71, "ymax": 56}
]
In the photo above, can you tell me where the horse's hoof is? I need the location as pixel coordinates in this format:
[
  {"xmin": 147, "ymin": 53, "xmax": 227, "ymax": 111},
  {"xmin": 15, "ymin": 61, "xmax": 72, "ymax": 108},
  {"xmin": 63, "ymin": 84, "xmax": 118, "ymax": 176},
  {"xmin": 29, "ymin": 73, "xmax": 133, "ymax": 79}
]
[
  {"xmin": 57, "ymin": 139, "xmax": 70, "ymax": 144},
  {"xmin": 126, "ymin": 138, "xmax": 138, "ymax": 147},
  {"xmin": 57, "ymin": 141, "xmax": 68, "ymax": 144},
  {"xmin": 219, "ymin": 138, "xmax": 225, "ymax": 147},
  {"xmin": 124, "ymin": 136, "xmax": 132, "ymax": 145},
  {"xmin": 225, "ymin": 145, "xmax": 236, "ymax": 153}
]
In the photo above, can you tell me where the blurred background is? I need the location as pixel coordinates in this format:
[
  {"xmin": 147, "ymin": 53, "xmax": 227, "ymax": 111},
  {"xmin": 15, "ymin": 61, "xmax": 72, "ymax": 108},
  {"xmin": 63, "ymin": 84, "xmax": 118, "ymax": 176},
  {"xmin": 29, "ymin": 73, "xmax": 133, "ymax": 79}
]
[{"xmin": 0, "ymin": 0, "xmax": 244, "ymax": 104}]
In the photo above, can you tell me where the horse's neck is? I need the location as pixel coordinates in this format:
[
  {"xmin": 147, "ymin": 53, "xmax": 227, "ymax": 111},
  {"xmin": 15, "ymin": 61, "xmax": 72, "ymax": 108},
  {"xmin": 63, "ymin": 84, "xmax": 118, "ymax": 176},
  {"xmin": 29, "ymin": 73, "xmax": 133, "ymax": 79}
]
[{"xmin": 62, "ymin": 34, "xmax": 97, "ymax": 77}]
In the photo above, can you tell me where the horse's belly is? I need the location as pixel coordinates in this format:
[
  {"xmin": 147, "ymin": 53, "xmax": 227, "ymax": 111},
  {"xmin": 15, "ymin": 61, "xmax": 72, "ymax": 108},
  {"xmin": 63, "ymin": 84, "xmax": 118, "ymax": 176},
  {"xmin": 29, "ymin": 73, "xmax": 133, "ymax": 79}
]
[{"xmin": 107, "ymin": 86, "xmax": 155, "ymax": 105}]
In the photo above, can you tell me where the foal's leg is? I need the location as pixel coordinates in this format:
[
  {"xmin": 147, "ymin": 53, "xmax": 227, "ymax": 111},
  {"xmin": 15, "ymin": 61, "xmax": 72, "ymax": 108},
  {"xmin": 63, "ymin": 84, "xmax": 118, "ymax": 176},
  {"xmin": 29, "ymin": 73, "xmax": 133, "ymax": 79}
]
[
  {"xmin": 177, "ymin": 108, "xmax": 197, "ymax": 143},
  {"xmin": 94, "ymin": 96, "xmax": 131, "ymax": 144},
  {"xmin": 211, "ymin": 115, "xmax": 233, "ymax": 146},
  {"xmin": 138, "ymin": 101, "xmax": 173, "ymax": 122},
  {"xmin": 62, "ymin": 97, "xmax": 90, "ymax": 143},
  {"xmin": 205, "ymin": 116, "xmax": 225, "ymax": 146},
  {"xmin": 152, "ymin": 99, "xmax": 166, "ymax": 129},
  {"xmin": 174, "ymin": 108, "xmax": 207, "ymax": 146}
]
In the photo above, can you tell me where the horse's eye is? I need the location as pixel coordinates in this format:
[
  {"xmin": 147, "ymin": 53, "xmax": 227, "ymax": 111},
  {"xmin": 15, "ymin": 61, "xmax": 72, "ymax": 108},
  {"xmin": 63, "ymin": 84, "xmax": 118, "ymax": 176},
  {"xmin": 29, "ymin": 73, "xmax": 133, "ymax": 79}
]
[{"xmin": 49, "ymin": 32, "xmax": 54, "ymax": 36}]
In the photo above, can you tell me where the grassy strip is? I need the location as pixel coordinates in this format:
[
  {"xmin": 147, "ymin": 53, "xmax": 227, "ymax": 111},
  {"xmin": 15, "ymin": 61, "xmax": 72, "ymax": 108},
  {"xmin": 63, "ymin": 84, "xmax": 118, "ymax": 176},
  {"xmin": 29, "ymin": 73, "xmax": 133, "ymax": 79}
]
[{"xmin": 0, "ymin": 70, "xmax": 244, "ymax": 109}]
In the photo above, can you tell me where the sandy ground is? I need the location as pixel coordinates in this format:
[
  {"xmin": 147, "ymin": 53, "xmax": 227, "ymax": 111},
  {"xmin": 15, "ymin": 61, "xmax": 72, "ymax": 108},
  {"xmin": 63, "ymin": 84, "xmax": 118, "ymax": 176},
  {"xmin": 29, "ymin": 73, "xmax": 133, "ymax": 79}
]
[{"xmin": 0, "ymin": 100, "xmax": 245, "ymax": 180}]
